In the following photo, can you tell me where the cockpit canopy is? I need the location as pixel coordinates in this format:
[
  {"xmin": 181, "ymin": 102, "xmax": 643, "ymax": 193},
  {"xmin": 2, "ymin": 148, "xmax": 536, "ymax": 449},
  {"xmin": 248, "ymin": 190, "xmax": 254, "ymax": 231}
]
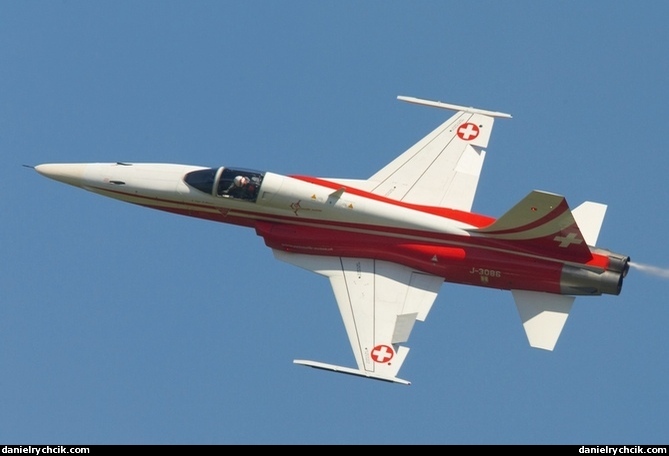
[{"xmin": 184, "ymin": 167, "xmax": 265, "ymax": 202}]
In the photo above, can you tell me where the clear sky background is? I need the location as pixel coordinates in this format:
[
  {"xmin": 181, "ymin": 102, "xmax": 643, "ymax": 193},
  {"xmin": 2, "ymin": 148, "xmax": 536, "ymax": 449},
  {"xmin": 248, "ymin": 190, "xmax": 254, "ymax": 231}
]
[{"xmin": 2, "ymin": 1, "xmax": 668, "ymax": 445}]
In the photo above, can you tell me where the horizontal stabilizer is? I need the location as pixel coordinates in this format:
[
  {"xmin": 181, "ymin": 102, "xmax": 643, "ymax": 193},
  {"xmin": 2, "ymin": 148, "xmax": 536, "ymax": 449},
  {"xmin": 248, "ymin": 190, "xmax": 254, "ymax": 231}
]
[
  {"xmin": 571, "ymin": 201, "xmax": 607, "ymax": 246},
  {"xmin": 512, "ymin": 290, "xmax": 575, "ymax": 351},
  {"xmin": 293, "ymin": 360, "xmax": 411, "ymax": 385}
]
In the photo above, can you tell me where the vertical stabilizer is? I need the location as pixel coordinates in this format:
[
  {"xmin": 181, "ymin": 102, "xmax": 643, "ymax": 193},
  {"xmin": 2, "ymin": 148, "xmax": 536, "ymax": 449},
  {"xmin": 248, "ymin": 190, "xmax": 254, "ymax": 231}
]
[{"xmin": 472, "ymin": 190, "xmax": 593, "ymax": 262}]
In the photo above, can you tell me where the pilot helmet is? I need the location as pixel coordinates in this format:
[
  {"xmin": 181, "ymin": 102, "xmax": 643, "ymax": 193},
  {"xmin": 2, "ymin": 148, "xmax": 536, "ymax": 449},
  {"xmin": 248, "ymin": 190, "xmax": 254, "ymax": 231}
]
[{"xmin": 234, "ymin": 176, "xmax": 250, "ymax": 187}]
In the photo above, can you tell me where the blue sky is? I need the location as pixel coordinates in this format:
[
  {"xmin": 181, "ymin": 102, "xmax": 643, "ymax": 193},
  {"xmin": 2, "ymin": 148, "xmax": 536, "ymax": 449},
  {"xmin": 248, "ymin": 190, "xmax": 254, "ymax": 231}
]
[{"xmin": 2, "ymin": 1, "xmax": 669, "ymax": 445}]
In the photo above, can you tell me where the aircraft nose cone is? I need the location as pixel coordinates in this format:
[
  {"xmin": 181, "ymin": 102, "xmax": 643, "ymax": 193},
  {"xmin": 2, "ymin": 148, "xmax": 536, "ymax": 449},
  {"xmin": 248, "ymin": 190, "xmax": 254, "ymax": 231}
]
[{"xmin": 35, "ymin": 163, "xmax": 87, "ymax": 187}]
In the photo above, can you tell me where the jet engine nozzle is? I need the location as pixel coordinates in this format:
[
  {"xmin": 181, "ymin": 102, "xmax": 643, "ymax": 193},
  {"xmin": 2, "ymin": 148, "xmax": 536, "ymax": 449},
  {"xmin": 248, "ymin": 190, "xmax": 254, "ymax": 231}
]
[{"xmin": 560, "ymin": 265, "xmax": 625, "ymax": 296}]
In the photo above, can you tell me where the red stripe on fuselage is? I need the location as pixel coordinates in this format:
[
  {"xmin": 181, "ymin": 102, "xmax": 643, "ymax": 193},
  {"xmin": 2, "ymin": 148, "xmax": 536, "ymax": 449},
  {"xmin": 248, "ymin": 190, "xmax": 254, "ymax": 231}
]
[
  {"xmin": 90, "ymin": 183, "xmax": 610, "ymax": 273},
  {"xmin": 89, "ymin": 185, "xmax": 215, "ymax": 212},
  {"xmin": 289, "ymin": 175, "xmax": 495, "ymax": 228}
]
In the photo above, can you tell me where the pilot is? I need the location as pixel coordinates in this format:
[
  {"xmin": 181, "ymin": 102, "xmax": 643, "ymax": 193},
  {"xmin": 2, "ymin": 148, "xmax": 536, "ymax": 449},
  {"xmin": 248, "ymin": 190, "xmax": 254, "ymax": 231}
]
[{"xmin": 225, "ymin": 175, "xmax": 251, "ymax": 197}]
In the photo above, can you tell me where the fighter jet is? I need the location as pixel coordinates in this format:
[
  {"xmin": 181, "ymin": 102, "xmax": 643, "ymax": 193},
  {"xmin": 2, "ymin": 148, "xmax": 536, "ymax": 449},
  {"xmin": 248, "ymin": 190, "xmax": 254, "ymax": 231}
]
[{"xmin": 34, "ymin": 96, "xmax": 629, "ymax": 385}]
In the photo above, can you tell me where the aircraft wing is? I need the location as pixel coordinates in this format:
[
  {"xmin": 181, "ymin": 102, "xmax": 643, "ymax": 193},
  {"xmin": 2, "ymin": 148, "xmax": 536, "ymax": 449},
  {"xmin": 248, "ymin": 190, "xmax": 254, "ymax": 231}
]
[
  {"xmin": 272, "ymin": 249, "xmax": 444, "ymax": 385},
  {"xmin": 366, "ymin": 96, "xmax": 511, "ymax": 211}
]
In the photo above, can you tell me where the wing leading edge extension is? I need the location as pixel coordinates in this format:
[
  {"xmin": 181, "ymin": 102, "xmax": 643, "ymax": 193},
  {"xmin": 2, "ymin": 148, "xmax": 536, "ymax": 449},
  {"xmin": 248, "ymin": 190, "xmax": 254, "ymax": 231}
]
[
  {"xmin": 366, "ymin": 96, "xmax": 511, "ymax": 211},
  {"xmin": 273, "ymin": 250, "xmax": 444, "ymax": 385}
]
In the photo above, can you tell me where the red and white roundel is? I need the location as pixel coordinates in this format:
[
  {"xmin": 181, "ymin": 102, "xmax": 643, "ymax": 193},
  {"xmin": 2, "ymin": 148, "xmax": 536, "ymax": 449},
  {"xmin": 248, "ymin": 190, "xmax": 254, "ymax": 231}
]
[
  {"xmin": 457, "ymin": 122, "xmax": 480, "ymax": 141},
  {"xmin": 371, "ymin": 344, "xmax": 394, "ymax": 363}
]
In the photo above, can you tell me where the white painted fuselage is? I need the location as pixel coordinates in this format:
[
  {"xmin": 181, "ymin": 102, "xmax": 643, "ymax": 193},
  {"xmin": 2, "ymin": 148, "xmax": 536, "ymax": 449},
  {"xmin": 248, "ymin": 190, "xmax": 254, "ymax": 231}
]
[{"xmin": 33, "ymin": 96, "xmax": 630, "ymax": 384}]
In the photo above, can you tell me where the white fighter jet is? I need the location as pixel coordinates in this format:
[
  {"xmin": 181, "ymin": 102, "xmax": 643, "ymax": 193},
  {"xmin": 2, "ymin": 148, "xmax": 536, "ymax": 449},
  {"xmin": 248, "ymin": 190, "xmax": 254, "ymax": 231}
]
[{"xmin": 34, "ymin": 96, "xmax": 629, "ymax": 385}]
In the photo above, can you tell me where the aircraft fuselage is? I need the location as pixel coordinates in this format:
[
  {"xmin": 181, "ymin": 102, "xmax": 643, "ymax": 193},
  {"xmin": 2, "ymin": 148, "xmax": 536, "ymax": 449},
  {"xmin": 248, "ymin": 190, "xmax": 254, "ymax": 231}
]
[{"xmin": 36, "ymin": 162, "xmax": 628, "ymax": 297}]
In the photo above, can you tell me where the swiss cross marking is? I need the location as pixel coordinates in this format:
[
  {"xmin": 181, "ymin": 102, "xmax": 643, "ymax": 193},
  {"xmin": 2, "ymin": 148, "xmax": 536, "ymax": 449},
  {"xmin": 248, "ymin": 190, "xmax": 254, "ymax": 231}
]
[
  {"xmin": 457, "ymin": 123, "xmax": 480, "ymax": 141},
  {"xmin": 371, "ymin": 344, "xmax": 394, "ymax": 363},
  {"xmin": 554, "ymin": 232, "xmax": 583, "ymax": 248}
]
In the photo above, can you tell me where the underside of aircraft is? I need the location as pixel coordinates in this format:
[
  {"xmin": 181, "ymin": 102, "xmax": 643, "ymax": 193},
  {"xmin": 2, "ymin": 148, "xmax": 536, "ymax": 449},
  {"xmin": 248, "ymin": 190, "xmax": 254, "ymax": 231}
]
[{"xmin": 34, "ymin": 96, "xmax": 629, "ymax": 385}]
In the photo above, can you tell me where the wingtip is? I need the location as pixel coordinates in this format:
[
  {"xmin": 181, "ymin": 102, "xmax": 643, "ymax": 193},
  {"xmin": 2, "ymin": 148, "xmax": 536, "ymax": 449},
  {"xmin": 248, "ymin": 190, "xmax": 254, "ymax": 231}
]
[
  {"xmin": 294, "ymin": 359, "xmax": 411, "ymax": 385},
  {"xmin": 396, "ymin": 95, "xmax": 512, "ymax": 118}
]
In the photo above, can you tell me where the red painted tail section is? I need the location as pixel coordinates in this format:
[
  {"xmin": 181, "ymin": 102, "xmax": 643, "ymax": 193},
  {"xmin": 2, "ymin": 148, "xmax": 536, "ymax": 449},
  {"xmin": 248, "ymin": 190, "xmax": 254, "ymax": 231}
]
[{"xmin": 471, "ymin": 190, "xmax": 593, "ymax": 263}]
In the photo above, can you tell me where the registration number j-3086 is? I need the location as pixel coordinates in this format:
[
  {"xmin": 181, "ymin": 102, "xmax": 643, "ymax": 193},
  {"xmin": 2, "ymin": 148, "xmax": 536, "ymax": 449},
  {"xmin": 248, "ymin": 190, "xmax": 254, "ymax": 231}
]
[{"xmin": 469, "ymin": 267, "xmax": 501, "ymax": 278}]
